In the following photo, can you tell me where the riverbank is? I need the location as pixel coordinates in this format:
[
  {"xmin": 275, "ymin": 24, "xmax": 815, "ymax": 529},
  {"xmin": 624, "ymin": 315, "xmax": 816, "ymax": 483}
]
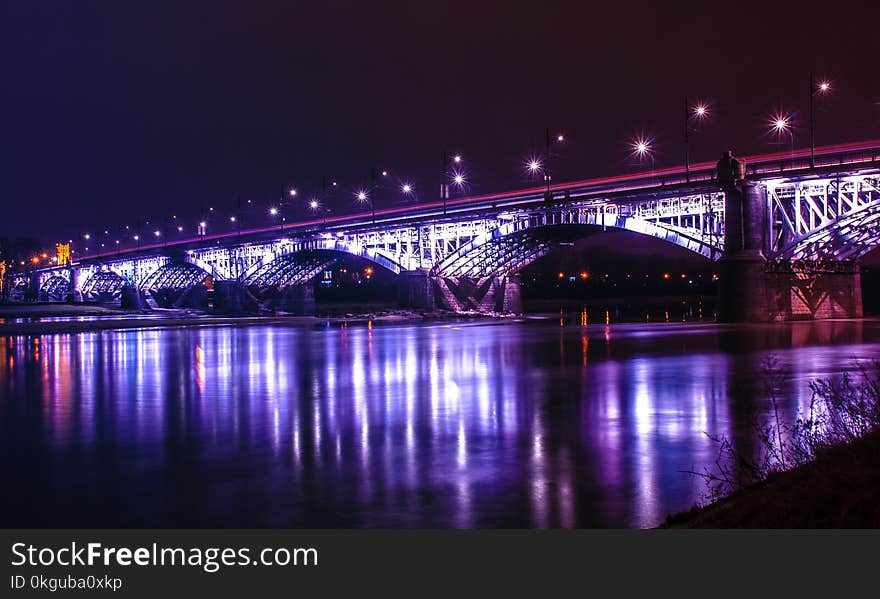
[{"xmin": 663, "ymin": 430, "xmax": 880, "ymax": 528}]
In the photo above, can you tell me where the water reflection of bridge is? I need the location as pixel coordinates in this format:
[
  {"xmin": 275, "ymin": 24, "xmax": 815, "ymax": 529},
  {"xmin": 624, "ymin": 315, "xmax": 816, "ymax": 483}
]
[{"xmin": 2, "ymin": 318, "xmax": 875, "ymax": 527}]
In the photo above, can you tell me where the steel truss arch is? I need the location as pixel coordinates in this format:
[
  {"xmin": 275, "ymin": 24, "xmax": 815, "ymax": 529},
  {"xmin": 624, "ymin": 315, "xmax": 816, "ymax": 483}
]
[{"xmin": 140, "ymin": 263, "xmax": 210, "ymax": 291}]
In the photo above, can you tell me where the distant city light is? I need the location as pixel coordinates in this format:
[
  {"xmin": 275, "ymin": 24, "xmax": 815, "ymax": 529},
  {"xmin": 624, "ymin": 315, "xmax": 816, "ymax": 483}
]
[
  {"xmin": 818, "ymin": 81, "xmax": 831, "ymax": 93},
  {"xmin": 269, "ymin": 207, "xmax": 278, "ymax": 215},
  {"xmin": 357, "ymin": 190, "xmax": 368, "ymax": 201},
  {"xmin": 309, "ymin": 200, "xmax": 319, "ymax": 209},
  {"xmin": 401, "ymin": 184, "xmax": 413, "ymax": 194},
  {"xmin": 289, "ymin": 189, "xmax": 297, "ymax": 196},
  {"xmin": 557, "ymin": 134, "xmax": 565, "ymax": 142},
  {"xmin": 230, "ymin": 216, "xmax": 236, "ymax": 222},
  {"xmin": 693, "ymin": 103, "xmax": 708, "ymax": 118},
  {"xmin": 154, "ymin": 230, "xmax": 160, "ymax": 236}
]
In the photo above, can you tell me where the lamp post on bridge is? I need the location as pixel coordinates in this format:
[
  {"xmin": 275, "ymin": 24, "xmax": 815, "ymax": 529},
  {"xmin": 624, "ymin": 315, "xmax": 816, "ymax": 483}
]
[
  {"xmin": 441, "ymin": 152, "xmax": 465, "ymax": 216},
  {"xmin": 809, "ymin": 74, "xmax": 831, "ymax": 168},
  {"xmin": 684, "ymin": 98, "xmax": 709, "ymax": 182}
]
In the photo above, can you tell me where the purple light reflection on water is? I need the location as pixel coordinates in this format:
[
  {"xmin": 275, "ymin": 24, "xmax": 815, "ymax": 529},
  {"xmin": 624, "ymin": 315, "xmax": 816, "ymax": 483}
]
[{"xmin": 1, "ymin": 319, "xmax": 878, "ymax": 528}]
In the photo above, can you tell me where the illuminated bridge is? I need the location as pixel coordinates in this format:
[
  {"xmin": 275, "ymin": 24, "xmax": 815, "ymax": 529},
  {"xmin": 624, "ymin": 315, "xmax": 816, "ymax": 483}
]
[{"xmin": 25, "ymin": 140, "xmax": 880, "ymax": 320}]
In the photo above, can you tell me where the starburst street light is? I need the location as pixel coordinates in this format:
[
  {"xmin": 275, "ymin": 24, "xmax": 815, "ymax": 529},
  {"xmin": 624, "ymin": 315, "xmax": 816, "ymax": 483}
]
[
  {"xmin": 810, "ymin": 74, "xmax": 833, "ymax": 167},
  {"xmin": 269, "ymin": 207, "xmax": 278, "ymax": 216},
  {"xmin": 452, "ymin": 172, "xmax": 465, "ymax": 186},
  {"xmin": 526, "ymin": 158, "xmax": 543, "ymax": 174},
  {"xmin": 771, "ymin": 114, "xmax": 791, "ymax": 133},
  {"xmin": 684, "ymin": 98, "xmax": 710, "ymax": 181},
  {"xmin": 453, "ymin": 155, "xmax": 462, "ymax": 164},
  {"xmin": 309, "ymin": 199, "xmax": 319, "ymax": 210},
  {"xmin": 401, "ymin": 183, "xmax": 412, "ymax": 194},
  {"xmin": 632, "ymin": 137, "xmax": 652, "ymax": 157},
  {"xmin": 356, "ymin": 190, "xmax": 368, "ymax": 202}
]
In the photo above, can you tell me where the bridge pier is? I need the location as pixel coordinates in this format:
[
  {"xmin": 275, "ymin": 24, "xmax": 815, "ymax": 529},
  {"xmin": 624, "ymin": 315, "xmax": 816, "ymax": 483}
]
[
  {"xmin": 398, "ymin": 269, "xmax": 436, "ymax": 310},
  {"xmin": 276, "ymin": 284, "xmax": 316, "ymax": 315},
  {"xmin": 213, "ymin": 281, "xmax": 260, "ymax": 313},
  {"xmin": 432, "ymin": 274, "xmax": 522, "ymax": 313},
  {"xmin": 120, "ymin": 284, "xmax": 149, "ymax": 310},
  {"xmin": 67, "ymin": 267, "xmax": 82, "ymax": 303},
  {"xmin": 718, "ymin": 181, "xmax": 863, "ymax": 321}
]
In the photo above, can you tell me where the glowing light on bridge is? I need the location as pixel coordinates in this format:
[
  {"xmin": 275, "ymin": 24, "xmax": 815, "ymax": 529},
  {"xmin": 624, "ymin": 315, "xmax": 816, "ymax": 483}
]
[
  {"xmin": 526, "ymin": 158, "xmax": 543, "ymax": 174},
  {"xmin": 309, "ymin": 199, "xmax": 320, "ymax": 209},
  {"xmin": 556, "ymin": 134, "xmax": 565, "ymax": 142},
  {"xmin": 631, "ymin": 137, "xmax": 653, "ymax": 158},
  {"xmin": 356, "ymin": 190, "xmax": 368, "ymax": 202},
  {"xmin": 453, "ymin": 155, "xmax": 462, "ymax": 164},
  {"xmin": 818, "ymin": 81, "xmax": 831, "ymax": 93},
  {"xmin": 452, "ymin": 171, "xmax": 466, "ymax": 187},
  {"xmin": 692, "ymin": 103, "xmax": 708, "ymax": 118},
  {"xmin": 770, "ymin": 113, "xmax": 792, "ymax": 134},
  {"xmin": 401, "ymin": 183, "xmax": 413, "ymax": 194},
  {"xmin": 269, "ymin": 207, "xmax": 278, "ymax": 216},
  {"xmin": 289, "ymin": 189, "xmax": 297, "ymax": 197}
]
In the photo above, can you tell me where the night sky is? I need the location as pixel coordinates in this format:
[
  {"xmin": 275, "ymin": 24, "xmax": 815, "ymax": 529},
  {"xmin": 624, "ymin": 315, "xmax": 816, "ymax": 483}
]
[{"xmin": 3, "ymin": 1, "xmax": 880, "ymax": 244}]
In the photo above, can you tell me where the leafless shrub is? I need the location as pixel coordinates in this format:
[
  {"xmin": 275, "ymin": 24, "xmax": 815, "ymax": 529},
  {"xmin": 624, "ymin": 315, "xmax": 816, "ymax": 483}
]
[{"xmin": 686, "ymin": 358, "xmax": 880, "ymax": 504}]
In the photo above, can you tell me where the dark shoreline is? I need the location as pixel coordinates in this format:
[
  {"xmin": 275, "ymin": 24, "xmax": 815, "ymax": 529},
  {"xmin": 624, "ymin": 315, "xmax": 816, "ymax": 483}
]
[{"xmin": 662, "ymin": 430, "xmax": 880, "ymax": 528}]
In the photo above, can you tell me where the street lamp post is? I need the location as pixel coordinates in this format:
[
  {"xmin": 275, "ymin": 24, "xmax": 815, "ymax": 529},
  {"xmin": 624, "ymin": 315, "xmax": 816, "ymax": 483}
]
[
  {"xmin": 684, "ymin": 98, "xmax": 708, "ymax": 182},
  {"xmin": 810, "ymin": 74, "xmax": 831, "ymax": 168}
]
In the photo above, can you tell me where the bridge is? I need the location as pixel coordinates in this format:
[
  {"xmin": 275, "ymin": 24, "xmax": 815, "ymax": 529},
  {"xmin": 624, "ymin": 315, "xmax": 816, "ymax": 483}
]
[{"xmin": 21, "ymin": 140, "xmax": 880, "ymax": 321}]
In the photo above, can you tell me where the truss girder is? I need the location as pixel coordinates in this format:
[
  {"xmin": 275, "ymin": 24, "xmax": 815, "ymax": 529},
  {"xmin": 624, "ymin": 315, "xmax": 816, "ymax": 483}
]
[
  {"xmin": 81, "ymin": 271, "xmax": 125, "ymax": 296},
  {"xmin": 431, "ymin": 201, "xmax": 722, "ymax": 277},
  {"xmin": 770, "ymin": 175, "xmax": 880, "ymax": 259},
  {"xmin": 244, "ymin": 252, "xmax": 336, "ymax": 290},
  {"xmin": 141, "ymin": 264, "xmax": 209, "ymax": 291},
  {"xmin": 40, "ymin": 275, "xmax": 71, "ymax": 298}
]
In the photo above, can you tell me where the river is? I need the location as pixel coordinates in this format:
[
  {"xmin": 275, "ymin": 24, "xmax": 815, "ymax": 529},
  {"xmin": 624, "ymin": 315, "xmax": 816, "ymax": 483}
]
[{"xmin": 1, "ymin": 315, "xmax": 878, "ymax": 527}]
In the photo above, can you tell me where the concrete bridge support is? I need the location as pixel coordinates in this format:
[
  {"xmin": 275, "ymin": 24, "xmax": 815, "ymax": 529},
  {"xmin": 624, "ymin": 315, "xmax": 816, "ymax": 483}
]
[
  {"xmin": 718, "ymin": 182, "xmax": 863, "ymax": 321},
  {"xmin": 120, "ymin": 284, "xmax": 149, "ymax": 310},
  {"xmin": 275, "ymin": 284, "xmax": 315, "ymax": 315},
  {"xmin": 213, "ymin": 281, "xmax": 260, "ymax": 313},
  {"xmin": 398, "ymin": 269, "xmax": 436, "ymax": 310},
  {"xmin": 431, "ymin": 274, "xmax": 522, "ymax": 313},
  {"xmin": 67, "ymin": 267, "xmax": 82, "ymax": 303}
]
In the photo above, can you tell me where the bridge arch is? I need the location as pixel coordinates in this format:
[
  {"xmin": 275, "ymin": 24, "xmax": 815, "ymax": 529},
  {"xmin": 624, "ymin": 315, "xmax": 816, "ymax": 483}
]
[
  {"xmin": 140, "ymin": 262, "xmax": 212, "ymax": 308},
  {"xmin": 39, "ymin": 275, "xmax": 71, "ymax": 301},
  {"xmin": 81, "ymin": 270, "xmax": 127, "ymax": 299},
  {"xmin": 431, "ymin": 208, "xmax": 719, "ymax": 280},
  {"xmin": 243, "ymin": 245, "xmax": 402, "ymax": 291}
]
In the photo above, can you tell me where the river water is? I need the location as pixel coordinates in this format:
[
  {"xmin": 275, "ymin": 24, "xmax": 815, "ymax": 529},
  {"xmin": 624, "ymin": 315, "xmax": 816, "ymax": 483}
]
[{"xmin": 1, "ymin": 316, "xmax": 878, "ymax": 527}]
